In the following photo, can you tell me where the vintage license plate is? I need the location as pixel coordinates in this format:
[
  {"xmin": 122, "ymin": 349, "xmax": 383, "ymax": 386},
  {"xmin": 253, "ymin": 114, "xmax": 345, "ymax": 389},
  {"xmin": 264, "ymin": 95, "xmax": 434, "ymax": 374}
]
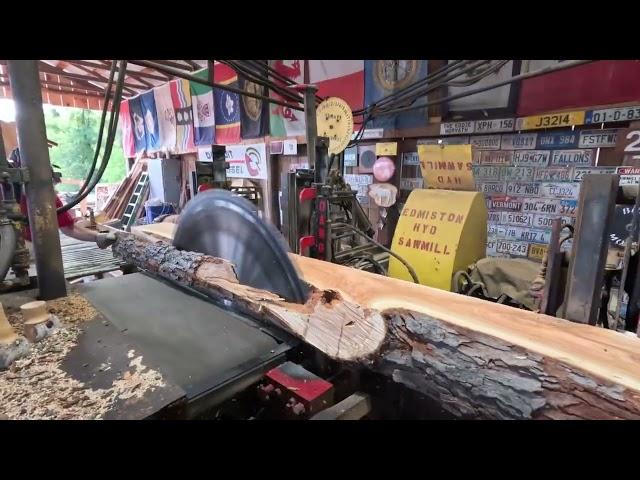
[
  {"xmin": 578, "ymin": 129, "xmax": 619, "ymax": 148},
  {"xmin": 496, "ymin": 239, "xmax": 529, "ymax": 257},
  {"xmin": 488, "ymin": 211, "xmax": 502, "ymax": 223},
  {"xmin": 539, "ymin": 182, "xmax": 581, "ymax": 199},
  {"xmin": 470, "ymin": 135, "xmax": 502, "ymax": 150},
  {"xmin": 501, "ymin": 226, "xmax": 553, "ymax": 244},
  {"xmin": 474, "ymin": 118, "xmax": 515, "ymax": 133},
  {"xmin": 478, "ymin": 182, "xmax": 507, "ymax": 195},
  {"xmin": 440, "ymin": 121, "xmax": 474, "ymax": 135},
  {"xmin": 487, "ymin": 195, "xmax": 523, "ymax": 211},
  {"xmin": 550, "ymin": 149, "xmax": 593, "ymax": 166},
  {"xmin": 572, "ymin": 166, "xmax": 617, "ymax": 182},
  {"xmin": 585, "ymin": 106, "xmax": 640, "ymax": 124},
  {"xmin": 528, "ymin": 243, "xmax": 548, "ymax": 261},
  {"xmin": 536, "ymin": 130, "xmax": 580, "ymax": 150},
  {"xmin": 503, "ymin": 166, "xmax": 536, "ymax": 181},
  {"xmin": 516, "ymin": 110, "xmax": 585, "ymax": 131},
  {"xmin": 487, "ymin": 224, "xmax": 501, "ymax": 236},
  {"xmin": 512, "ymin": 150, "xmax": 550, "ymax": 167},
  {"xmin": 501, "ymin": 211, "xmax": 534, "ymax": 227},
  {"xmin": 506, "ymin": 182, "xmax": 540, "ymax": 197},
  {"xmin": 533, "ymin": 214, "xmax": 574, "ymax": 230},
  {"xmin": 501, "ymin": 133, "xmax": 538, "ymax": 150},
  {"xmin": 400, "ymin": 178, "xmax": 424, "ymax": 190},
  {"xmin": 473, "ymin": 165, "xmax": 503, "ymax": 181},
  {"xmin": 477, "ymin": 150, "xmax": 513, "ymax": 165},
  {"xmin": 522, "ymin": 198, "xmax": 578, "ymax": 216},
  {"xmin": 534, "ymin": 167, "xmax": 574, "ymax": 182},
  {"xmin": 402, "ymin": 152, "xmax": 420, "ymax": 166}
]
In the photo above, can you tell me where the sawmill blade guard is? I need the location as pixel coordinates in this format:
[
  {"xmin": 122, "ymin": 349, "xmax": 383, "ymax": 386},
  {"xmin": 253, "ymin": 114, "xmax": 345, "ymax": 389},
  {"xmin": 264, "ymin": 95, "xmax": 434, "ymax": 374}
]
[{"xmin": 173, "ymin": 190, "xmax": 309, "ymax": 304}]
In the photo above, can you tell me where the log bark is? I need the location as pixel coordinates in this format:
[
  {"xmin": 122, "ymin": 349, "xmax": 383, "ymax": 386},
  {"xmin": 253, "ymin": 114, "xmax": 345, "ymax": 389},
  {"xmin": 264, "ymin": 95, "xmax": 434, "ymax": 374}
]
[{"xmin": 113, "ymin": 229, "xmax": 640, "ymax": 420}]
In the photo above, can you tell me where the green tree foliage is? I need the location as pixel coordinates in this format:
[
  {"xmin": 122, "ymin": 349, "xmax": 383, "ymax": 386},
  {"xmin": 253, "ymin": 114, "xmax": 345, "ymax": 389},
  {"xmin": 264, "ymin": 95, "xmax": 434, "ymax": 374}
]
[{"xmin": 44, "ymin": 107, "xmax": 127, "ymax": 192}]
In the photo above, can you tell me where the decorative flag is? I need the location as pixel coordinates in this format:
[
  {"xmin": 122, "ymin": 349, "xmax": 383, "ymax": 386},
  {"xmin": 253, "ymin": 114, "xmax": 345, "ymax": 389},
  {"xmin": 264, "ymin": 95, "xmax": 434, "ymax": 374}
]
[
  {"xmin": 213, "ymin": 62, "xmax": 241, "ymax": 145},
  {"xmin": 308, "ymin": 60, "xmax": 364, "ymax": 121},
  {"xmin": 153, "ymin": 82, "xmax": 176, "ymax": 151},
  {"xmin": 269, "ymin": 60, "xmax": 306, "ymax": 137},
  {"xmin": 128, "ymin": 94, "xmax": 147, "ymax": 154},
  {"xmin": 119, "ymin": 99, "xmax": 135, "ymax": 157},
  {"xmin": 190, "ymin": 68, "xmax": 216, "ymax": 146},
  {"xmin": 364, "ymin": 60, "xmax": 429, "ymax": 131},
  {"xmin": 139, "ymin": 90, "xmax": 161, "ymax": 152},
  {"xmin": 239, "ymin": 61, "xmax": 269, "ymax": 139},
  {"xmin": 170, "ymin": 78, "xmax": 195, "ymax": 154}
]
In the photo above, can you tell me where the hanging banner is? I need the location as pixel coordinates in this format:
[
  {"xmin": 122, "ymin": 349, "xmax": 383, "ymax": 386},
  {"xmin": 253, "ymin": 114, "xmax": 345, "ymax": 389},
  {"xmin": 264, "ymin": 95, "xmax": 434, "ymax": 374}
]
[
  {"xmin": 119, "ymin": 100, "xmax": 135, "ymax": 158},
  {"xmin": 418, "ymin": 144, "xmax": 475, "ymax": 191},
  {"xmin": 170, "ymin": 78, "xmax": 195, "ymax": 154},
  {"xmin": 225, "ymin": 143, "xmax": 268, "ymax": 180},
  {"xmin": 239, "ymin": 62, "xmax": 270, "ymax": 140},
  {"xmin": 269, "ymin": 60, "xmax": 306, "ymax": 137},
  {"xmin": 190, "ymin": 68, "xmax": 216, "ymax": 146},
  {"xmin": 153, "ymin": 83, "xmax": 177, "ymax": 152}
]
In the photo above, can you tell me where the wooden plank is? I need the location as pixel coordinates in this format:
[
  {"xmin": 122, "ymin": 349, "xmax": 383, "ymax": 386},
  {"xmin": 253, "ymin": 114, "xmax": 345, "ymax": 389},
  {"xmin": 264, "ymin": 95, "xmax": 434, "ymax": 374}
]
[{"xmin": 311, "ymin": 392, "xmax": 371, "ymax": 420}]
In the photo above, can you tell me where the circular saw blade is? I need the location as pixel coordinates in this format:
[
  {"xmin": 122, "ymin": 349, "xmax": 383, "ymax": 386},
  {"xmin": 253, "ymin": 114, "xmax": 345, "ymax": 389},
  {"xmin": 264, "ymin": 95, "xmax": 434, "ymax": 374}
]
[
  {"xmin": 316, "ymin": 97, "xmax": 354, "ymax": 156},
  {"xmin": 173, "ymin": 190, "xmax": 308, "ymax": 304}
]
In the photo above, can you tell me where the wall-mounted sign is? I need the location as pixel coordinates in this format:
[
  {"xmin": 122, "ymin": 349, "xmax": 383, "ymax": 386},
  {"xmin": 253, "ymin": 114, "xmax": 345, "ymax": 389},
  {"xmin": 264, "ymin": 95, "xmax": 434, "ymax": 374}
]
[
  {"xmin": 375, "ymin": 142, "xmax": 398, "ymax": 156},
  {"xmin": 487, "ymin": 196, "xmax": 523, "ymax": 211},
  {"xmin": 578, "ymin": 129, "xmax": 619, "ymax": 148},
  {"xmin": 534, "ymin": 167, "xmax": 574, "ymax": 182},
  {"xmin": 503, "ymin": 166, "xmax": 536, "ymax": 181},
  {"xmin": 350, "ymin": 128, "xmax": 384, "ymax": 140},
  {"xmin": 283, "ymin": 139, "xmax": 298, "ymax": 155},
  {"xmin": 501, "ymin": 211, "xmax": 535, "ymax": 227},
  {"xmin": 528, "ymin": 243, "xmax": 548, "ymax": 261},
  {"xmin": 226, "ymin": 143, "xmax": 268, "ymax": 179},
  {"xmin": 344, "ymin": 146, "xmax": 358, "ymax": 166},
  {"xmin": 474, "ymin": 118, "xmax": 515, "ymax": 134},
  {"xmin": 516, "ymin": 110, "xmax": 585, "ymax": 131},
  {"xmin": 440, "ymin": 121, "xmax": 474, "ymax": 135},
  {"xmin": 477, "ymin": 150, "xmax": 514, "ymax": 165},
  {"xmin": 585, "ymin": 105, "xmax": 640, "ymax": 124},
  {"xmin": 400, "ymin": 178, "xmax": 424, "ymax": 190},
  {"xmin": 197, "ymin": 146, "xmax": 215, "ymax": 162},
  {"xmin": 473, "ymin": 165, "xmax": 503, "ymax": 182},
  {"xmin": 402, "ymin": 152, "xmax": 420, "ymax": 166},
  {"xmin": 418, "ymin": 144, "xmax": 475, "ymax": 191},
  {"xmin": 269, "ymin": 141, "xmax": 284, "ymax": 155},
  {"xmin": 512, "ymin": 150, "xmax": 550, "ymax": 167},
  {"xmin": 536, "ymin": 130, "xmax": 580, "ymax": 150},
  {"xmin": 522, "ymin": 198, "xmax": 577, "ymax": 216},
  {"xmin": 539, "ymin": 182, "xmax": 581, "ymax": 199},
  {"xmin": 470, "ymin": 135, "xmax": 502, "ymax": 150},
  {"xmin": 501, "ymin": 226, "xmax": 553, "ymax": 244},
  {"xmin": 550, "ymin": 149, "xmax": 593, "ymax": 166},
  {"xmin": 506, "ymin": 182, "xmax": 540, "ymax": 197},
  {"xmin": 477, "ymin": 182, "xmax": 507, "ymax": 195},
  {"xmin": 617, "ymin": 166, "xmax": 640, "ymax": 186},
  {"xmin": 572, "ymin": 166, "xmax": 616, "ymax": 182},
  {"xmin": 533, "ymin": 214, "xmax": 574, "ymax": 230},
  {"xmin": 501, "ymin": 133, "xmax": 538, "ymax": 150},
  {"xmin": 496, "ymin": 239, "xmax": 529, "ymax": 257}
]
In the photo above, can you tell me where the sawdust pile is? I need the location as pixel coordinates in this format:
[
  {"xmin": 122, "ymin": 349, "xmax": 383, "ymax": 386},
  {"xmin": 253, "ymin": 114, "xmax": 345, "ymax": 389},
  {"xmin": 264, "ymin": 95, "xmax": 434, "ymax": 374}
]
[{"xmin": 0, "ymin": 295, "xmax": 166, "ymax": 420}]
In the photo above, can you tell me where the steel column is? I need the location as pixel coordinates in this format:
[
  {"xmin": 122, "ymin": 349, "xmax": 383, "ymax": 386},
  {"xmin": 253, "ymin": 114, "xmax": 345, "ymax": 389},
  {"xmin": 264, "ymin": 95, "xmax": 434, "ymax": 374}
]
[
  {"xmin": 8, "ymin": 60, "xmax": 67, "ymax": 300},
  {"xmin": 299, "ymin": 85, "xmax": 320, "ymax": 182}
]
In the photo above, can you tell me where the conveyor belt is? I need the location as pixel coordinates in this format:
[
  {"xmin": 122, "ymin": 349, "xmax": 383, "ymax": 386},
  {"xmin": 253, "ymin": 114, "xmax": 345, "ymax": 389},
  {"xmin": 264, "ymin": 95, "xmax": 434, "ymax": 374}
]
[
  {"xmin": 78, "ymin": 272, "xmax": 296, "ymax": 417},
  {"xmin": 60, "ymin": 234, "xmax": 123, "ymax": 280}
]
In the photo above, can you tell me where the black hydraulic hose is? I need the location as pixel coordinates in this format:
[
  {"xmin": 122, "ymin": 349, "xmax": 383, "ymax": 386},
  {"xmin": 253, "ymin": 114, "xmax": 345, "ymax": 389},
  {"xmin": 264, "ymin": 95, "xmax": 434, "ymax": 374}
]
[
  {"xmin": 224, "ymin": 60, "xmax": 306, "ymax": 105},
  {"xmin": 0, "ymin": 223, "xmax": 17, "ymax": 282}
]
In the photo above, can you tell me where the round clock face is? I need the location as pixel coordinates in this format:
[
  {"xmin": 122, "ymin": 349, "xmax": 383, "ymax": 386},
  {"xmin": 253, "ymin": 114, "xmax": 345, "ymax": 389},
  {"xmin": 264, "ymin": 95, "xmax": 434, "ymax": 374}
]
[
  {"xmin": 374, "ymin": 60, "xmax": 418, "ymax": 91},
  {"xmin": 242, "ymin": 80, "xmax": 264, "ymax": 121}
]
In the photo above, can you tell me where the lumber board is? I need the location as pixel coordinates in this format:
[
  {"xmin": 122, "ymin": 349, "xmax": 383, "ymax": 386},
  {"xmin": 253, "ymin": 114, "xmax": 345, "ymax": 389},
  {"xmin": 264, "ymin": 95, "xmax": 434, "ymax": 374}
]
[{"xmin": 115, "ymin": 224, "xmax": 640, "ymax": 419}]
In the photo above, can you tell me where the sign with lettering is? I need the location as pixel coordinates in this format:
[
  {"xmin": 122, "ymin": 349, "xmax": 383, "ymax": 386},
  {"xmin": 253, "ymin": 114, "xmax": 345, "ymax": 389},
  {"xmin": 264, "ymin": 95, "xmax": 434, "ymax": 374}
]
[
  {"xmin": 516, "ymin": 110, "xmax": 585, "ymax": 131},
  {"xmin": 609, "ymin": 204, "xmax": 636, "ymax": 248},
  {"xmin": 402, "ymin": 151, "xmax": 420, "ymax": 166},
  {"xmin": 376, "ymin": 142, "xmax": 398, "ymax": 156},
  {"xmin": 586, "ymin": 106, "xmax": 640, "ymax": 124},
  {"xmin": 535, "ymin": 130, "xmax": 580, "ymax": 150},
  {"xmin": 474, "ymin": 118, "xmax": 515, "ymax": 133},
  {"xmin": 503, "ymin": 166, "xmax": 536, "ymax": 181},
  {"xmin": 487, "ymin": 196, "xmax": 523, "ymax": 212},
  {"xmin": 496, "ymin": 240, "xmax": 529, "ymax": 257},
  {"xmin": 522, "ymin": 198, "xmax": 577, "ymax": 216},
  {"xmin": 344, "ymin": 146, "xmax": 358, "ymax": 166},
  {"xmin": 528, "ymin": 243, "xmax": 548, "ymax": 262},
  {"xmin": 225, "ymin": 143, "xmax": 268, "ymax": 179},
  {"xmin": 389, "ymin": 190, "xmax": 488, "ymax": 291},
  {"xmin": 572, "ymin": 166, "xmax": 616, "ymax": 182},
  {"xmin": 512, "ymin": 150, "xmax": 550, "ymax": 167},
  {"xmin": 440, "ymin": 121, "xmax": 474, "ymax": 135},
  {"xmin": 533, "ymin": 214, "xmax": 574, "ymax": 230},
  {"xmin": 477, "ymin": 150, "xmax": 513, "ymax": 165},
  {"xmin": 617, "ymin": 166, "xmax": 640, "ymax": 186},
  {"xmin": 418, "ymin": 144, "xmax": 475, "ymax": 191},
  {"xmin": 501, "ymin": 211, "xmax": 535, "ymax": 227},
  {"xmin": 506, "ymin": 182, "xmax": 540, "ymax": 197},
  {"xmin": 473, "ymin": 165, "xmax": 503, "ymax": 181},
  {"xmin": 501, "ymin": 226, "xmax": 553, "ymax": 244},
  {"xmin": 501, "ymin": 133, "xmax": 538, "ymax": 150},
  {"xmin": 350, "ymin": 128, "xmax": 384, "ymax": 140},
  {"xmin": 283, "ymin": 139, "xmax": 298, "ymax": 155},
  {"xmin": 400, "ymin": 178, "xmax": 424, "ymax": 190},
  {"xmin": 478, "ymin": 182, "xmax": 507, "ymax": 195},
  {"xmin": 534, "ymin": 167, "xmax": 574, "ymax": 182},
  {"xmin": 539, "ymin": 182, "xmax": 581, "ymax": 199},
  {"xmin": 578, "ymin": 129, "xmax": 619, "ymax": 148},
  {"xmin": 470, "ymin": 135, "xmax": 502, "ymax": 150},
  {"xmin": 550, "ymin": 149, "xmax": 593, "ymax": 166}
]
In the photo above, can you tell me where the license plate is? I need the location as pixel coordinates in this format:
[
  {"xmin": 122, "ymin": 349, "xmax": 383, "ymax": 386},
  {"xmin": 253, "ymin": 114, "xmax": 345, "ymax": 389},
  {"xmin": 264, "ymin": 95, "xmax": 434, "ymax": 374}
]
[
  {"xmin": 400, "ymin": 178, "xmax": 424, "ymax": 190},
  {"xmin": 503, "ymin": 166, "xmax": 536, "ymax": 181},
  {"xmin": 486, "ymin": 238, "xmax": 498, "ymax": 255},
  {"xmin": 487, "ymin": 196, "xmax": 523, "ymax": 211},
  {"xmin": 578, "ymin": 129, "xmax": 619, "ymax": 148},
  {"xmin": 501, "ymin": 211, "xmax": 534, "ymax": 227},
  {"xmin": 516, "ymin": 110, "xmax": 586, "ymax": 131},
  {"xmin": 534, "ymin": 167, "xmax": 574, "ymax": 182},
  {"xmin": 501, "ymin": 227, "xmax": 552, "ymax": 244},
  {"xmin": 536, "ymin": 130, "xmax": 580, "ymax": 150},
  {"xmin": 501, "ymin": 133, "xmax": 538, "ymax": 150},
  {"xmin": 487, "ymin": 224, "xmax": 501, "ymax": 236},
  {"xmin": 572, "ymin": 166, "xmax": 617, "ymax": 181},
  {"xmin": 496, "ymin": 240, "xmax": 529, "ymax": 257},
  {"xmin": 440, "ymin": 121, "xmax": 474, "ymax": 135},
  {"xmin": 488, "ymin": 211, "xmax": 502, "ymax": 222},
  {"xmin": 506, "ymin": 182, "xmax": 540, "ymax": 197},
  {"xmin": 539, "ymin": 182, "xmax": 581, "ymax": 199},
  {"xmin": 512, "ymin": 150, "xmax": 550, "ymax": 167},
  {"xmin": 402, "ymin": 152, "xmax": 420, "ymax": 166},
  {"xmin": 478, "ymin": 182, "xmax": 507, "ymax": 195},
  {"xmin": 478, "ymin": 150, "xmax": 514, "ymax": 165},
  {"xmin": 474, "ymin": 118, "xmax": 515, "ymax": 133},
  {"xmin": 550, "ymin": 149, "xmax": 593, "ymax": 166},
  {"xmin": 585, "ymin": 106, "xmax": 640, "ymax": 124},
  {"xmin": 528, "ymin": 243, "xmax": 548, "ymax": 261},
  {"xmin": 533, "ymin": 214, "xmax": 574, "ymax": 229},
  {"xmin": 522, "ymin": 198, "xmax": 578, "ymax": 216},
  {"xmin": 470, "ymin": 135, "xmax": 502, "ymax": 150},
  {"xmin": 473, "ymin": 165, "xmax": 503, "ymax": 181}
]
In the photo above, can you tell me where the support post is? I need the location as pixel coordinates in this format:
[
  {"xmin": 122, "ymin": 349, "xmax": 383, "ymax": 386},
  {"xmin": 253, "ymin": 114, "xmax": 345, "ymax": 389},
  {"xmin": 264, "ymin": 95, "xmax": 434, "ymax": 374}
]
[
  {"xmin": 8, "ymin": 60, "xmax": 66, "ymax": 300},
  {"xmin": 298, "ymin": 85, "xmax": 319, "ymax": 182}
]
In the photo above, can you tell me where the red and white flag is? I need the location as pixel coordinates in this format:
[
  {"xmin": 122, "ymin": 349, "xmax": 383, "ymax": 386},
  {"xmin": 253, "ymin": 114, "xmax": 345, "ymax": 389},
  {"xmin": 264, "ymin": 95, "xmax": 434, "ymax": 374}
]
[{"xmin": 309, "ymin": 60, "xmax": 364, "ymax": 117}]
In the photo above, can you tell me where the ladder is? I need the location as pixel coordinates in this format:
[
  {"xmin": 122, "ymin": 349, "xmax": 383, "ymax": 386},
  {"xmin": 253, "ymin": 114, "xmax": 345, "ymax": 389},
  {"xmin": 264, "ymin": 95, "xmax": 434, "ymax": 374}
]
[{"xmin": 121, "ymin": 172, "xmax": 149, "ymax": 231}]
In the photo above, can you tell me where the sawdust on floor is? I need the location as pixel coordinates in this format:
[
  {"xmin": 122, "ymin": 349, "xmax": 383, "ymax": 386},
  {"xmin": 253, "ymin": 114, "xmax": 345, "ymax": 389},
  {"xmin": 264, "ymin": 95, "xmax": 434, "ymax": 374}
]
[{"xmin": 0, "ymin": 293, "xmax": 166, "ymax": 420}]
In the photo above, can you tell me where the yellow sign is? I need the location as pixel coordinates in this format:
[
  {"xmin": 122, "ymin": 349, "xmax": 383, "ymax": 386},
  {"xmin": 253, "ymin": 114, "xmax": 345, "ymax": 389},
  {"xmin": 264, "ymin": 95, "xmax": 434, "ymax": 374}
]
[
  {"xmin": 418, "ymin": 144, "xmax": 475, "ymax": 191},
  {"xmin": 375, "ymin": 142, "xmax": 398, "ymax": 156},
  {"xmin": 389, "ymin": 189, "xmax": 487, "ymax": 291},
  {"xmin": 516, "ymin": 110, "xmax": 585, "ymax": 131},
  {"xmin": 316, "ymin": 97, "xmax": 354, "ymax": 155},
  {"xmin": 528, "ymin": 243, "xmax": 548, "ymax": 262}
]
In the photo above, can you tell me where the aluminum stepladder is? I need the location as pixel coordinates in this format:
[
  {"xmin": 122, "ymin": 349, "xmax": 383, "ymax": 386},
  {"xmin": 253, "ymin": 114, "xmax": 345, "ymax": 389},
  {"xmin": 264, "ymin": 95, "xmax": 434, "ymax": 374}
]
[{"xmin": 121, "ymin": 172, "xmax": 149, "ymax": 231}]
